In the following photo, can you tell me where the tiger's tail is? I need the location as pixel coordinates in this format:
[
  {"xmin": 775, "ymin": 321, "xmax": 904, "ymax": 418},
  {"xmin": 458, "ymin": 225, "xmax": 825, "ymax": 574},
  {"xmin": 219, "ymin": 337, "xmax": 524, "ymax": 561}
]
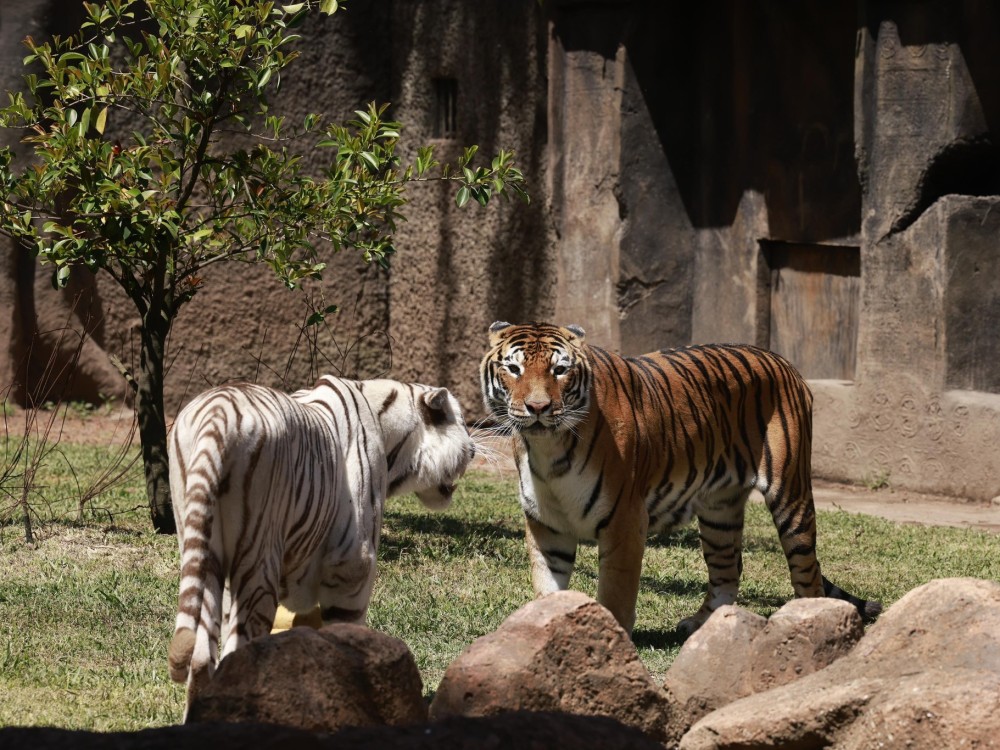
[
  {"xmin": 167, "ymin": 406, "xmax": 228, "ymax": 690},
  {"xmin": 822, "ymin": 576, "xmax": 883, "ymax": 621}
]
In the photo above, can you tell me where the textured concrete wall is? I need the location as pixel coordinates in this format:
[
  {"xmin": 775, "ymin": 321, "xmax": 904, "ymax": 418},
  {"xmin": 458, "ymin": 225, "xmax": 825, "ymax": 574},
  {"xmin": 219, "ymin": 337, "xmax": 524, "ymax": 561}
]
[
  {"xmin": 0, "ymin": 1, "xmax": 552, "ymax": 416},
  {"xmin": 813, "ymin": 1, "xmax": 1000, "ymax": 499},
  {"xmin": 546, "ymin": 1, "xmax": 703, "ymax": 356},
  {"xmin": 684, "ymin": 1, "xmax": 862, "ymax": 348},
  {"xmin": 3, "ymin": 1, "xmax": 998, "ymax": 500},
  {"xmin": 543, "ymin": 0, "xmax": 1000, "ymax": 500},
  {"xmin": 385, "ymin": 0, "xmax": 554, "ymax": 416},
  {"xmin": 813, "ymin": 197, "xmax": 1000, "ymax": 500},
  {"xmin": 547, "ymin": 3, "xmax": 627, "ymax": 351}
]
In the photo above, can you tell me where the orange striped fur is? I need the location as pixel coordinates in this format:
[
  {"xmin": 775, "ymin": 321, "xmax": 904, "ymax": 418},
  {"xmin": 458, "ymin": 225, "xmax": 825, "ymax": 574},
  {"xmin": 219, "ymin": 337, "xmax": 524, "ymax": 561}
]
[
  {"xmin": 167, "ymin": 377, "xmax": 474, "ymax": 709},
  {"xmin": 481, "ymin": 322, "xmax": 881, "ymax": 635}
]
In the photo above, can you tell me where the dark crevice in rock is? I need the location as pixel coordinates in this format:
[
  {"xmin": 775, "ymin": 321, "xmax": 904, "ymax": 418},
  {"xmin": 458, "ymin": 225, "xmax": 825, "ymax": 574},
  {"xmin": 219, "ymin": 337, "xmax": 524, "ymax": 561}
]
[{"xmin": 889, "ymin": 135, "xmax": 1000, "ymax": 237}]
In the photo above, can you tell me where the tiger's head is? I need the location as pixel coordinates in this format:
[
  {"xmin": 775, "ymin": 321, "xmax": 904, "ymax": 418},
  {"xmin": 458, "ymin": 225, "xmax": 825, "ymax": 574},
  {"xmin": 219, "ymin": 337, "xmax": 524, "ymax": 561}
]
[
  {"xmin": 480, "ymin": 321, "xmax": 592, "ymax": 436},
  {"xmin": 372, "ymin": 382, "xmax": 476, "ymax": 511}
]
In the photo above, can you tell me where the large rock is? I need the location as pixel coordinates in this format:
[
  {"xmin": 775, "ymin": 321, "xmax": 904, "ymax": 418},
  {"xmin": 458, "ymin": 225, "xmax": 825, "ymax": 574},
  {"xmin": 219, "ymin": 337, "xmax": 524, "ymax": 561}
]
[
  {"xmin": 745, "ymin": 597, "xmax": 863, "ymax": 694},
  {"xmin": 186, "ymin": 624, "xmax": 426, "ymax": 732},
  {"xmin": 662, "ymin": 605, "xmax": 767, "ymax": 735},
  {"xmin": 681, "ymin": 578, "xmax": 1000, "ymax": 749},
  {"xmin": 0, "ymin": 712, "xmax": 664, "ymax": 750},
  {"xmin": 664, "ymin": 598, "xmax": 861, "ymax": 739},
  {"xmin": 430, "ymin": 591, "xmax": 676, "ymax": 744}
]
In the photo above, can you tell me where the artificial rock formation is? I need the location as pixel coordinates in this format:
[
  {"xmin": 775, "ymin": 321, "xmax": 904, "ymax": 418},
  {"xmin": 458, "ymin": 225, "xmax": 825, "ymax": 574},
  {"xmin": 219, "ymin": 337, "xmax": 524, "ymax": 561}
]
[
  {"xmin": 663, "ymin": 598, "xmax": 863, "ymax": 740},
  {"xmin": 430, "ymin": 590, "xmax": 676, "ymax": 744},
  {"xmin": 681, "ymin": 578, "xmax": 1000, "ymax": 749},
  {"xmin": 186, "ymin": 624, "xmax": 426, "ymax": 732},
  {"xmin": 8, "ymin": 582, "xmax": 1000, "ymax": 748}
]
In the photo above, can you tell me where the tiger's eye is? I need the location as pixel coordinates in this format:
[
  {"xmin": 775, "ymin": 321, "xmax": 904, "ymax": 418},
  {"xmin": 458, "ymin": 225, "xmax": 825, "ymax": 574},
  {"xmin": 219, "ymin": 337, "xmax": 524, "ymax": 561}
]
[
  {"xmin": 552, "ymin": 365, "xmax": 568, "ymax": 376},
  {"xmin": 506, "ymin": 363, "xmax": 522, "ymax": 376}
]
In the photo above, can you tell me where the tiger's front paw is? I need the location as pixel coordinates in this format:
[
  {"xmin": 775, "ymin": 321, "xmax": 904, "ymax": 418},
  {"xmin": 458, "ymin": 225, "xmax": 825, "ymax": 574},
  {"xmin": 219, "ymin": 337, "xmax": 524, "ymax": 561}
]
[{"xmin": 676, "ymin": 610, "xmax": 711, "ymax": 638}]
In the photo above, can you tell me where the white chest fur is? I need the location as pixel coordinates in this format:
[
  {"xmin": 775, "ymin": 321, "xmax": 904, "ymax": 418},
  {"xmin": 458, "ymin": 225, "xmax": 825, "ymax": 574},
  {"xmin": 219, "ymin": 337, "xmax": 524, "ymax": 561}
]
[{"xmin": 515, "ymin": 433, "xmax": 611, "ymax": 541}]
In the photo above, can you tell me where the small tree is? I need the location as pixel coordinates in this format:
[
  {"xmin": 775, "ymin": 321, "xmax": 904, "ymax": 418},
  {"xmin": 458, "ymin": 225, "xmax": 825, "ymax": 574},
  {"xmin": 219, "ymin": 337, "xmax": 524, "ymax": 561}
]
[{"xmin": 0, "ymin": 0, "xmax": 527, "ymax": 533}]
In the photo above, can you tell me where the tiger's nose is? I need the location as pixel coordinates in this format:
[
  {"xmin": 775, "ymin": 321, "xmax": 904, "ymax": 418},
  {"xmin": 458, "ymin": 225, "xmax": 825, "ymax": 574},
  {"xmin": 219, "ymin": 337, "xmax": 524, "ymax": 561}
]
[{"xmin": 524, "ymin": 398, "xmax": 551, "ymax": 415}]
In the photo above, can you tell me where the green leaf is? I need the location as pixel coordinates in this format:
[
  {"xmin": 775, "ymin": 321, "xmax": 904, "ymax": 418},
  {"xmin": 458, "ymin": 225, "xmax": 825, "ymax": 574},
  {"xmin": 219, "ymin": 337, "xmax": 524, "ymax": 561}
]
[
  {"xmin": 455, "ymin": 186, "xmax": 470, "ymax": 208},
  {"xmin": 257, "ymin": 67, "xmax": 272, "ymax": 90},
  {"xmin": 55, "ymin": 265, "xmax": 71, "ymax": 288},
  {"xmin": 281, "ymin": 3, "xmax": 306, "ymax": 12},
  {"xmin": 319, "ymin": 0, "xmax": 339, "ymax": 14},
  {"xmin": 95, "ymin": 107, "xmax": 108, "ymax": 134},
  {"xmin": 234, "ymin": 24, "xmax": 253, "ymax": 39},
  {"xmin": 305, "ymin": 303, "xmax": 339, "ymax": 326}
]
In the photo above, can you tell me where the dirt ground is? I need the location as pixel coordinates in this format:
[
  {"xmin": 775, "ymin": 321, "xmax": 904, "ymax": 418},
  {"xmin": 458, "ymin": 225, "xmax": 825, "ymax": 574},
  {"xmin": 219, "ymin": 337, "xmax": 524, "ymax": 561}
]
[{"xmin": 17, "ymin": 408, "xmax": 999, "ymax": 534}]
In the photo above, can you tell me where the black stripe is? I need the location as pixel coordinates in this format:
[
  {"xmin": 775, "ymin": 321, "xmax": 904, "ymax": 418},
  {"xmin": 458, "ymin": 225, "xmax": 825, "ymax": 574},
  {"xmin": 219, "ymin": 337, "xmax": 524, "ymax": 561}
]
[
  {"xmin": 582, "ymin": 473, "xmax": 603, "ymax": 517},
  {"xmin": 545, "ymin": 549, "xmax": 576, "ymax": 565},
  {"xmin": 698, "ymin": 515, "xmax": 743, "ymax": 532},
  {"xmin": 595, "ymin": 485, "xmax": 625, "ymax": 535},
  {"xmin": 386, "ymin": 434, "xmax": 408, "ymax": 472}
]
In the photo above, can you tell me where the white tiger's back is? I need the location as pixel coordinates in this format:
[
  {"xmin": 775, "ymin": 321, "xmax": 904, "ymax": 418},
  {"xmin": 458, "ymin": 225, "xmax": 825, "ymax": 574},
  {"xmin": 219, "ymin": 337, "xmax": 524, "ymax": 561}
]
[
  {"xmin": 167, "ymin": 383, "xmax": 353, "ymax": 699},
  {"xmin": 167, "ymin": 376, "xmax": 475, "ymax": 709}
]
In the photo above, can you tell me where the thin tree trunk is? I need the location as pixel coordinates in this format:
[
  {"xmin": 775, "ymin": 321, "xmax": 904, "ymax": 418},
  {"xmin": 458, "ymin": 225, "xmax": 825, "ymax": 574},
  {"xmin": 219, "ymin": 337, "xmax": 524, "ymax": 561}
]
[{"xmin": 137, "ymin": 305, "xmax": 175, "ymax": 534}]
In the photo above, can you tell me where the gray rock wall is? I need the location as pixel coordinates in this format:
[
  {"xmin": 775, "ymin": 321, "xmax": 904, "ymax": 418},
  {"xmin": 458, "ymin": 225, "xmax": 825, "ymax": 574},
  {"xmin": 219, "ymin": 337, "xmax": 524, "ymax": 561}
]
[
  {"xmin": 384, "ymin": 0, "xmax": 554, "ymax": 413},
  {"xmin": 549, "ymin": 0, "xmax": 1000, "ymax": 500}
]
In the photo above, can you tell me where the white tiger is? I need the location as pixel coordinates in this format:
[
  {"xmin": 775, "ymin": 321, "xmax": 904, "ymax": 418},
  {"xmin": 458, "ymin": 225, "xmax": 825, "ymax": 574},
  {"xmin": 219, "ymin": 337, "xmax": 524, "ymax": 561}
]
[{"xmin": 166, "ymin": 376, "xmax": 475, "ymax": 707}]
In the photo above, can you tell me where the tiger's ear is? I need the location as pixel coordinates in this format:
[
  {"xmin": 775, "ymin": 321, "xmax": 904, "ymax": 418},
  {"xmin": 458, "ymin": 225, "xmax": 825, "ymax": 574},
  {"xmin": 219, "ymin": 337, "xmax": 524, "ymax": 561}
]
[
  {"xmin": 565, "ymin": 324, "xmax": 586, "ymax": 342},
  {"xmin": 489, "ymin": 321, "xmax": 513, "ymax": 346},
  {"xmin": 422, "ymin": 388, "xmax": 452, "ymax": 425},
  {"xmin": 425, "ymin": 388, "xmax": 450, "ymax": 412}
]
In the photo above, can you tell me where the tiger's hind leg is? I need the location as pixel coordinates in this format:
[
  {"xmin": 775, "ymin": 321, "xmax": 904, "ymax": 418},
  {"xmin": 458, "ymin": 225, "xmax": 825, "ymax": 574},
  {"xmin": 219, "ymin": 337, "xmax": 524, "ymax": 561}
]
[
  {"xmin": 767, "ymin": 487, "xmax": 884, "ymax": 620},
  {"xmin": 763, "ymin": 483, "xmax": 825, "ymax": 601},
  {"xmin": 679, "ymin": 491, "xmax": 749, "ymax": 636},
  {"xmin": 222, "ymin": 555, "xmax": 281, "ymax": 660},
  {"xmin": 317, "ymin": 552, "xmax": 376, "ymax": 626}
]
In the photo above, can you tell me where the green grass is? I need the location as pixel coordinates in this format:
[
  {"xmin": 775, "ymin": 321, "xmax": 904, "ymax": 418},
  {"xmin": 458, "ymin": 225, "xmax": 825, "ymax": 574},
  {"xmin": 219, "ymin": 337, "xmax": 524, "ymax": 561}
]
[{"xmin": 2, "ymin": 445, "xmax": 1000, "ymax": 731}]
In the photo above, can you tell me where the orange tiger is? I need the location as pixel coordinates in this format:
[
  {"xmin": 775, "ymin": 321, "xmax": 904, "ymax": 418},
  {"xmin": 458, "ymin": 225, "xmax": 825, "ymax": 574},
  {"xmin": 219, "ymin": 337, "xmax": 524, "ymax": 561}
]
[{"xmin": 480, "ymin": 321, "xmax": 881, "ymax": 635}]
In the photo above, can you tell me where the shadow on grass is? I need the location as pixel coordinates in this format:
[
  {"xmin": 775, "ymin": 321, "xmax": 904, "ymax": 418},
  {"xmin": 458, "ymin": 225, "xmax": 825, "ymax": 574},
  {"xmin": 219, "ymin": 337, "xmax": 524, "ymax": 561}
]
[
  {"xmin": 648, "ymin": 525, "xmax": 700, "ymax": 550},
  {"xmin": 0, "ymin": 514, "xmax": 152, "ymax": 542},
  {"xmin": 632, "ymin": 627, "xmax": 688, "ymax": 651},
  {"xmin": 649, "ymin": 524, "xmax": 786, "ymax": 556},
  {"xmin": 380, "ymin": 510, "xmax": 525, "ymax": 562},
  {"xmin": 384, "ymin": 509, "xmax": 524, "ymax": 539},
  {"xmin": 638, "ymin": 573, "xmax": 705, "ymax": 599}
]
